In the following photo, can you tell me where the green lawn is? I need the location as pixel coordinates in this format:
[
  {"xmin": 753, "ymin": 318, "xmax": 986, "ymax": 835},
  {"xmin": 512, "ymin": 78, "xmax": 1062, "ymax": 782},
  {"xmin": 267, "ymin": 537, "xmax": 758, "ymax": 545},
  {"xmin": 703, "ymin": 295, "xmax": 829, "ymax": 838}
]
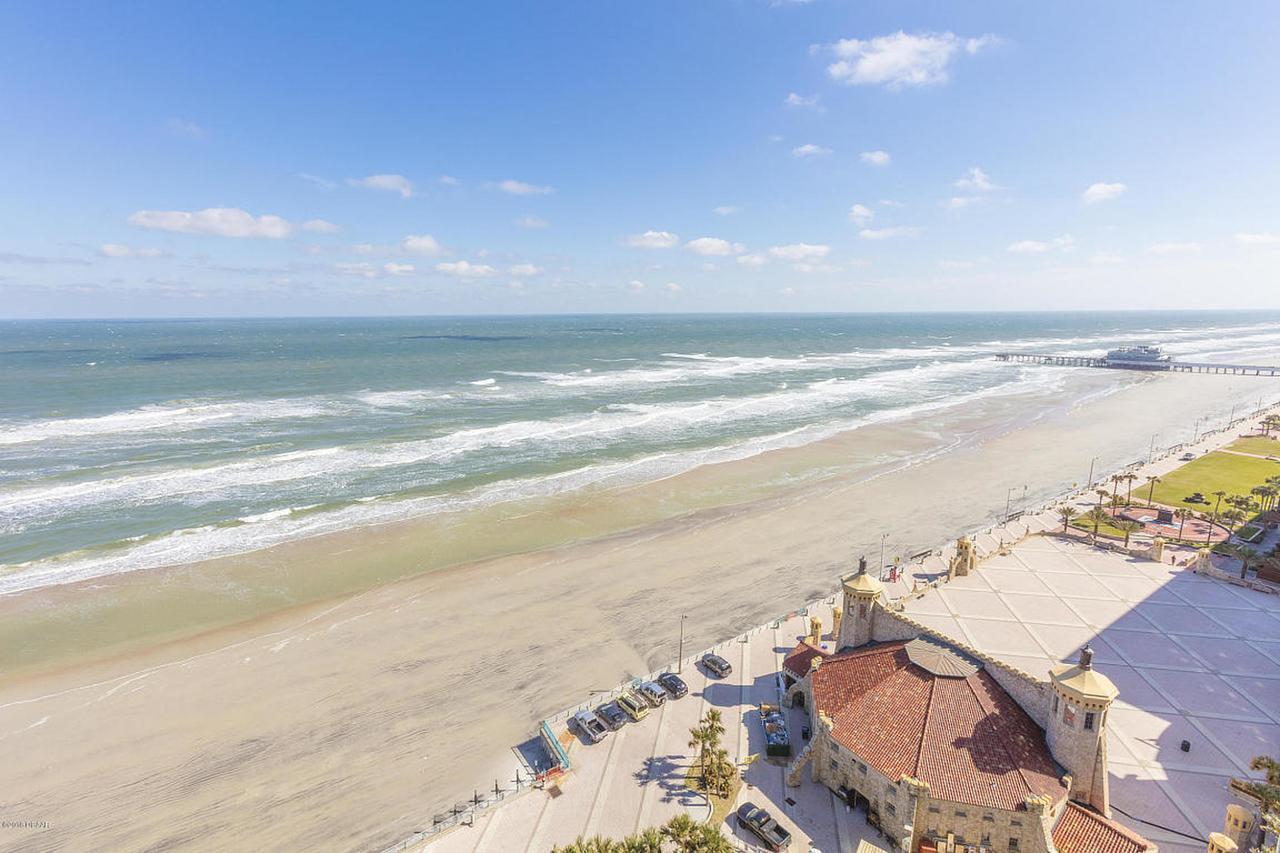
[
  {"xmin": 1148, "ymin": 450, "xmax": 1280, "ymax": 513},
  {"xmin": 1070, "ymin": 516, "xmax": 1131, "ymax": 539},
  {"xmin": 1228, "ymin": 435, "xmax": 1280, "ymax": 457}
]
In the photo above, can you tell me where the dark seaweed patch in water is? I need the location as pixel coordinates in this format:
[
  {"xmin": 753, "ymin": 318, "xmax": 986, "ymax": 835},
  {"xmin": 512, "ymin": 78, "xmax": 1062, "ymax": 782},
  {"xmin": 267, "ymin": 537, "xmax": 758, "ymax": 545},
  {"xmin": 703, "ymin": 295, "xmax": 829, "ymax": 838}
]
[
  {"xmin": 399, "ymin": 334, "xmax": 531, "ymax": 342},
  {"xmin": 135, "ymin": 351, "xmax": 234, "ymax": 362},
  {"xmin": 0, "ymin": 347, "xmax": 98, "ymax": 355},
  {"xmin": 572, "ymin": 327, "xmax": 624, "ymax": 333}
]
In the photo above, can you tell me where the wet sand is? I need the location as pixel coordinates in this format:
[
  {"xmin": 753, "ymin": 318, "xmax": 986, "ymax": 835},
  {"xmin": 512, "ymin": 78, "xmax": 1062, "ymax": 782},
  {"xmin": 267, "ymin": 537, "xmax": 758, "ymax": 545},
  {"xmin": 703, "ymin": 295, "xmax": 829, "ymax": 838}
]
[{"xmin": 0, "ymin": 370, "xmax": 1272, "ymax": 852}]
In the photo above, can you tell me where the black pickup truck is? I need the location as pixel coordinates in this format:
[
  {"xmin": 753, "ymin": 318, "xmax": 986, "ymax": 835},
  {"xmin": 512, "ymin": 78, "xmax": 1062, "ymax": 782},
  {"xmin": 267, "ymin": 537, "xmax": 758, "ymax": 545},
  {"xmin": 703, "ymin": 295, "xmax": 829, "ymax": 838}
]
[{"xmin": 736, "ymin": 803, "xmax": 792, "ymax": 851}]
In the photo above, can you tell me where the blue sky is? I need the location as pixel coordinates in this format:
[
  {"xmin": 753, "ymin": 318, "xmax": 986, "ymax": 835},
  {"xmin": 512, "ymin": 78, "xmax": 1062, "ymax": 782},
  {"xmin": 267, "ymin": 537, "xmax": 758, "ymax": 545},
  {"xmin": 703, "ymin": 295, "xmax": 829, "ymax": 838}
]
[{"xmin": 2, "ymin": 1, "xmax": 1278, "ymax": 317}]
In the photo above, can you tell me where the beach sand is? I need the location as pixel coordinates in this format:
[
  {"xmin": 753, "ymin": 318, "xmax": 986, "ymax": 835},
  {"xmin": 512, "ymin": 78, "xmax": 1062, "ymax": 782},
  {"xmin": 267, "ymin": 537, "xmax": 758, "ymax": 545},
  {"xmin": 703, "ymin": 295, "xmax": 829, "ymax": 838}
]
[{"xmin": 0, "ymin": 370, "xmax": 1272, "ymax": 852}]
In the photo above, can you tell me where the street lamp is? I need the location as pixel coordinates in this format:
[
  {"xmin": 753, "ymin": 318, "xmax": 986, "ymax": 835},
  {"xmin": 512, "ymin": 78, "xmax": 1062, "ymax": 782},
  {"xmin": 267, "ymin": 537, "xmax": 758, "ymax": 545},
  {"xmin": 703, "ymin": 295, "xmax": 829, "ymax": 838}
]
[
  {"xmin": 677, "ymin": 614, "xmax": 688, "ymax": 673},
  {"xmin": 1086, "ymin": 456, "xmax": 1100, "ymax": 488},
  {"xmin": 1005, "ymin": 485, "xmax": 1025, "ymax": 520},
  {"xmin": 878, "ymin": 532, "xmax": 888, "ymax": 576},
  {"xmin": 1148, "ymin": 433, "xmax": 1158, "ymax": 464},
  {"xmin": 1193, "ymin": 417, "xmax": 1202, "ymax": 443}
]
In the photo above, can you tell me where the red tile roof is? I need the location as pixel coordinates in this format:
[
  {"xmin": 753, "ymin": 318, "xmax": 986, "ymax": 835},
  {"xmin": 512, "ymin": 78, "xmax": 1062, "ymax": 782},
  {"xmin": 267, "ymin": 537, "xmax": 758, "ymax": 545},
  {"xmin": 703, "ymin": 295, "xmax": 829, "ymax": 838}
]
[
  {"xmin": 782, "ymin": 642, "xmax": 830, "ymax": 679},
  {"xmin": 1053, "ymin": 802, "xmax": 1152, "ymax": 853},
  {"xmin": 810, "ymin": 641, "xmax": 1068, "ymax": 811}
]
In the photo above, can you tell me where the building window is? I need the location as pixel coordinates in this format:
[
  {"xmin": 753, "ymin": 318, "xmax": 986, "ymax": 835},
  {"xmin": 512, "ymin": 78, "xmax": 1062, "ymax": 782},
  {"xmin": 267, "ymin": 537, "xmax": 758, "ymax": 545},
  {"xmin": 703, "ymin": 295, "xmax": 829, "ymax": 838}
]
[
  {"xmin": 887, "ymin": 803, "xmax": 896, "ymax": 816},
  {"xmin": 1052, "ymin": 694, "xmax": 1059, "ymax": 714},
  {"xmin": 982, "ymin": 813, "xmax": 994, "ymax": 822},
  {"xmin": 1063, "ymin": 703, "xmax": 1077, "ymax": 727},
  {"xmin": 1084, "ymin": 711, "xmax": 1096, "ymax": 731},
  {"xmin": 858, "ymin": 762, "xmax": 867, "ymax": 774},
  {"xmin": 1010, "ymin": 819, "xmax": 1022, "ymax": 827},
  {"xmin": 928, "ymin": 806, "xmax": 940, "ymax": 814},
  {"xmin": 1009, "ymin": 838, "xmax": 1020, "ymax": 851},
  {"xmin": 955, "ymin": 809, "xmax": 968, "ymax": 818}
]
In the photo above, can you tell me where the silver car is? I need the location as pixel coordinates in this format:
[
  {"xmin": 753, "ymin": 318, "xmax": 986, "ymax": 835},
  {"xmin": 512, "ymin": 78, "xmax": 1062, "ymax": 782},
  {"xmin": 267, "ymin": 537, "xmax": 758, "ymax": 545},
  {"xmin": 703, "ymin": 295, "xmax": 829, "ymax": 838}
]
[{"xmin": 637, "ymin": 681, "xmax": 668, "ymax": 708}]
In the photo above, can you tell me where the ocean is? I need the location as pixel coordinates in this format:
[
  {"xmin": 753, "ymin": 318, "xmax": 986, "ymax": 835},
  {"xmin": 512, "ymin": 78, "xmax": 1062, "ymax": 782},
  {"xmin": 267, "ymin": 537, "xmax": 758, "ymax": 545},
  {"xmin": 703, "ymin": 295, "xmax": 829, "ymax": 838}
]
[{"xmin": 4, "ymin": 311, "xmax": 1280, "ymax": 595}]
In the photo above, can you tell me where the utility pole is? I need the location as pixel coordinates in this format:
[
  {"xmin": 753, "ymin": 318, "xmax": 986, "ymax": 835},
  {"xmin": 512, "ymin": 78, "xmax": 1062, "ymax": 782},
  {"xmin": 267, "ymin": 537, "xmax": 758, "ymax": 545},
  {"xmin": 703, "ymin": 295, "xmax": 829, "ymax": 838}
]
[{"xmin": 677, "ymin": 614, "xmax": 687, "ymax": 673}]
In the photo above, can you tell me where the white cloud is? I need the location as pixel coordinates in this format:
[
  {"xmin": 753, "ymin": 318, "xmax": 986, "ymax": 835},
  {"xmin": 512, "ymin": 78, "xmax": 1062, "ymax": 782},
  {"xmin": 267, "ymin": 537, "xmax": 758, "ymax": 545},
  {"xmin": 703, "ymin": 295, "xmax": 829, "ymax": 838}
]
[
  {"xmin": 792, "ymin": 143, "xmax": 833, "ymax": 158},
  {"xmin": 792, "ymin": 263, "xmax": 838, "ymax": 274},
  {"xmin": 879, "ymin": 199, "xmax": 904, "ymax": 207},
  {"xmin": 1090, "ymin": 253, "xmax": 1125, "ymax": 265},
  {"xmin": 436, "ymin": 260, "xmax": 498, "ymax": 278},
  {"xmin": 498, "ymin": 179, "xmax": 553, "ymax": 195},
  {"xmin": 626, "ymin": 230, "xmax": 680, "ymax": 249},
  {"xmin": 628, "ymin": 280, "xmax": 646, "ymax": 293},
  {"xmin": 384, "ymin": 262, "xmax": 415, "ymax": 276},
  {"xmin": 737, "ymin": 253, "xmax": 767, "ymax": 267},
  {"xmin": 438, "ymin": 175, "xmax": 461, "ymax": 186},
  {"xmin": 860, "ymin": 150, "xmax": 891, "ymax": 166},
  {"xmin": 1007, "ymin": 235, "xmax": 1075, "ymax": 253},
  {"xmin": 768, "ymin": 243, "xmax": 830, "ymax": 260},
  {"xmin": 1147, "ymin": 242, "xmax": 1201, "ymax": 254},
  {"xmin": 128, "ymin": 207, "xmax": 295, "ymax": 239},
  {"xmin": 401, "ymin": 234, "xmax": 448, "ymax": 256},
  {"xmin": 937, "ymin": 259, "xmax": 975, "ymax": 270},
  {"xmin": 166, "ymin": 118, "xmax": 206, "ymax": 139},
  {"xmin": 509, "ymin": 263, "xmax": 542, "ymax": 277},
  {"xmin": 859, "ymin": 226, "xmax": 921, "ymax": 240},
  {"xmin": 98, "ymin": 244, "xmax": 164, "ymax": 258},
  {"xmin": 299, "ymin": 173, "xmax": 337, "ymax": 190},
  {"xmin": 514, "ymin": 215, "xmax": 549, "ymax": 229},
  {"xmin": 713, "ymin": 205, "xmax": 740, "ymax": 216},
  {"xmin": 943, "ymin": 196, "xmax": 983, "ymax": 210},
  {"xmin": 848, "ymin": 204, "xmax": 874, "ymax": 225},
  {"xmin": 779, "ymin": 286, "xmax": 796, "ymax": 296},
  {"xmin": 784, "ymin": 92, "xmax": 824, "ymax": 111},
  {"xmin": 664, "ymin": 282, "xmax": 682, "ymax": 293},
  {"xmin": 1082, "ymin": 182, "xmax": 1127, "ymax": 205},
  {"xmin": 347, "ymin": 174, "xmax": 414, "ymax": 198},
  {"xmin": 335, "ymin": 262, "xmax": 380, "ymax": 278},
  {"xmin": 301, "ymin": 219, "xmax": 339, "ymax": 233},
  {"xmin": 954, "ymin": 167, "xmax": 996, "ymax": 192},
  {"xmin": 1235, "ymin": 233, "xmax": 1280, "ymax": 245},
  {"xmin": 685, "ymin": 237, "xmax": 743, "ymax": 256},
  {"xmin": 353, "ymin": 243, "xmax": 377, "ymax": 255},
  {"xmin": 826, "ymin": 31, "xmax": 999, "ymax": 89}
]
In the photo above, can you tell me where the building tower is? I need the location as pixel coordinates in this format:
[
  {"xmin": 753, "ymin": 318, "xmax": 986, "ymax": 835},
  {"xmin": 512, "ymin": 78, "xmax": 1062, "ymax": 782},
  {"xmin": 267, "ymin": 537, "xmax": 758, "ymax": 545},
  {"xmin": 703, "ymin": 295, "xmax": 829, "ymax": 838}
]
[
  {"xmin": 837, "ymin": 556, "xmax": 884, "ymax": 650},
  {"xmin": 1046, "ymin": 645, "xmax": 1120, "ymax": 815}
]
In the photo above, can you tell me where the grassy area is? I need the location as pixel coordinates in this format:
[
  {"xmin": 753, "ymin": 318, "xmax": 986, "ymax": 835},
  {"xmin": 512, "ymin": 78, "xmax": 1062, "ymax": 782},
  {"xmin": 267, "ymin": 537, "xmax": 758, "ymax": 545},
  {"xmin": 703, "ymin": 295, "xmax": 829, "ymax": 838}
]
[
  {"xmin": 1070, "ymin": 517, "xmax": 1130, "ymax": 539},
  {"xmin": 1148, "ymin": 450, "xmax": 1280, "ymax": 513},
  {"xmin": 1228, "ymin": 436, "xmax": 1280, "ymax": 457},
  {"xmin": 684, "ymin": 763, "xmax": 743, "ymax": 825}
]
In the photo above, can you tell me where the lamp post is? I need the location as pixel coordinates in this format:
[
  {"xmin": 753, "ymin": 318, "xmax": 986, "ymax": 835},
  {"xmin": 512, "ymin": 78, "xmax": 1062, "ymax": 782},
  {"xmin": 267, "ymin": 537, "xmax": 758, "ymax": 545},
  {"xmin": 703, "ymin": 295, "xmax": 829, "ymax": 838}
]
[
  {"xmin": 1086, "ymin": 456, "xmax": 1100, "ymax": 488},
  {"xmin": 1193, "ymin": 417, "xmax": 1202, "ymax": 443},
  {"xmin": 677, "ymin": 614, "xmax": 688, "ymax": 673},
  {"xmin": 1148, "ymin": 433, "xmax": 1158, "ymax": 464},
  {"xmin": 1228, "ymin": 404, "xmax": 1237, "ymax": 429},
  {"xmin": 1005, "ymin": 485, "xmax": 1024, "ymax": 520},
  {"xmin": 878, "ymin": 532, "xmax": 888, "ymax": 577}
]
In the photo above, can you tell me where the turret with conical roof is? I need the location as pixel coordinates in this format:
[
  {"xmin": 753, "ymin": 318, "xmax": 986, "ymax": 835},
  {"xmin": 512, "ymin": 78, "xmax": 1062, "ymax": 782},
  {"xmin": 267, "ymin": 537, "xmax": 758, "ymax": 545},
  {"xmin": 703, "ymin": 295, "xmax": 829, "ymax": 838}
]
[
  {"xmin": 1046, "ymin": 644, "xmax": 1119, "ymax": 815},
  {"xmin": 837, "ymin": 555, "xmax": 884, "ymax": 650}
]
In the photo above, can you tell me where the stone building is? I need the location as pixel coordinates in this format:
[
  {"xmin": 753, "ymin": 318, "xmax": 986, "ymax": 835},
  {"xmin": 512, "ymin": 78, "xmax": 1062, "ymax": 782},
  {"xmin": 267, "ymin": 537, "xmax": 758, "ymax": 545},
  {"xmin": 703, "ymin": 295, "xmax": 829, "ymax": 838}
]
[{"xmin": 783, "ymin": 561, "xmax": 1155, "ymax": 853}]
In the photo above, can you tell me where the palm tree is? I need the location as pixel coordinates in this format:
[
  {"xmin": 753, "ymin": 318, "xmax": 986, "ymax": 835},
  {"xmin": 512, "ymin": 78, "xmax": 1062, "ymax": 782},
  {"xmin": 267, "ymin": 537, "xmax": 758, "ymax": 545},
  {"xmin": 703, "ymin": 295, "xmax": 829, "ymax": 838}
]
[
  {"xmin": 1084, "ymin": 507, "xmax": 1110, "ymax": 541},
  {"xmin": 1123, "ymin": 472, "xmax": 1139, "ymax": 505},
  {"xmin": 1057, "ymin": 504, "xmax": 1079, "ymax": 532},
  {"xmin": 1252, "ymin": 485, "xmax": 1270, "ymax": 512},
  {"xmin": 1109, "ymin": 475, "xmax": 1124, "ymax": 505},
  {"xmin": 1145, "ymin": 475, "xmax": 1161, "ymax": 507},
  {"xmin": 1115, "ymin": 519, "xmax": 1143, "ymax": 548},
  {"xmin": 1207, "ymin": 490, "xmax": 1227, "ymax": 544},
  {"xmin": 703, "ymin": 709, "xmax": 725, "ymax": 749},
  {"xmin": 660, "ymin": 814, "xmax": 698, "ymax": 848},
  {"xmin": 1222, "ymin": 508, "xmax": 1246, "ymax": 535},
  {"xmin": 1095, "ymin": 488, "xmax": 1110, "ymax": 514},
  {"xmin": 688, "ymin": 722, "xmax": 711, "ymax": 783},
  {"xmin": 1218, "ymin": 542, "xmax": 1258, "ymax": 580},
  {"xmin": 623, "ymin": 829, "xmax": 664, "ymax": 853},
  {"xmin": 1175, "ymin": 507, "xmax": 1192, "ymax": 540}
]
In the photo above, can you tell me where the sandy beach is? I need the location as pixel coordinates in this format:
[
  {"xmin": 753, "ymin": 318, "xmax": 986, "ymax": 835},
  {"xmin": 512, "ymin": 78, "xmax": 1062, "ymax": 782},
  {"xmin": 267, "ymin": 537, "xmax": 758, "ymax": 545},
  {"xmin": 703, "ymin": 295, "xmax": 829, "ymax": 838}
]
[{"xmin": 0, "ymin": 369, "xmax": 1275, "ymax": 852}]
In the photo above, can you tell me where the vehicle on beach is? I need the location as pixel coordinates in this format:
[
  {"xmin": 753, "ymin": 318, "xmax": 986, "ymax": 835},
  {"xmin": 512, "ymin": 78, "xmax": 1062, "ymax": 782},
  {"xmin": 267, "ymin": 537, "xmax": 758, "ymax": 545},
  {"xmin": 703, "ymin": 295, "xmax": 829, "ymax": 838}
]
[
  {"xmin": 702, "ymin": 653, "xmax": 732, "ymax": 677},
  {"xmin": 736, "ymin": 802, "xmax": 792, "ymax": 851},
  {"xmin": 572, "ymin": 709, "xmax": 609, "ymax": 743},
  {"xmin": 595, "ymin": 702, "xmax": 628, "ymax": 730},
  {"xmin": 616, "ymin": 690, "xmax": 649, "ymax": 721},
  {"xmin": 656, "ymin": 672, "xmax": 687, "ymax": 698},
  {"xmin": 637, "ymin": 681, "xmax": 668, "ymax": 707}
]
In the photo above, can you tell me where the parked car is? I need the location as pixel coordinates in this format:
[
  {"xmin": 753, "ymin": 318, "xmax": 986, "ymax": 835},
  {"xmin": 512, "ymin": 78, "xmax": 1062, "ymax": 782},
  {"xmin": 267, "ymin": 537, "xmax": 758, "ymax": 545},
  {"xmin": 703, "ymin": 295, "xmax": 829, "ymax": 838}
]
[
  {"xmin": 702, "ymin": 653, "xmax": 732, "ymax": 677},
  {"xmin": 595, "ymin": 702, "xmax": 628, "ymax": 731},
  {"xmin": 616, "ymin": 690, "xmax": 649, "ymax": 722},
  {"xmin": 572, "ymin": 709, "xmax": 609, "ymax": 743},
  {"xmin": 637, "ymin": 681, "xmax": 668, "ymax": 707},
  {"xmin": 737, "ymin": 803, "xmax": 792, "ymax": 851},
  {"xmin": 656, "ymin": 672, "xmax": 688, "ymax": 698},
  {"xmin": 1180, "ymin": 452, "xmax": 1196, "ymax": 461}
]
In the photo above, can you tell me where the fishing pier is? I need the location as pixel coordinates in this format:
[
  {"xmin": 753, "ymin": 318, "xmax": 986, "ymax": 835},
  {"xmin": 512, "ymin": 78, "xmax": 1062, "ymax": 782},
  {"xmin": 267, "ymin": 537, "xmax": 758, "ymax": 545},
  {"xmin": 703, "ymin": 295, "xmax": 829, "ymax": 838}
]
[{"xmin": 996, "ymin": 352, "xmax": 1280, "ymax": 376}]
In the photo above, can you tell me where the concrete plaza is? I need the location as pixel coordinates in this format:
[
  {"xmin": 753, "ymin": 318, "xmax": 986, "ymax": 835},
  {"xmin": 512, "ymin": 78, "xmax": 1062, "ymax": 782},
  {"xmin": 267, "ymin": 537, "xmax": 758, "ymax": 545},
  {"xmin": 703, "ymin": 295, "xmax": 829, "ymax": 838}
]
[{"xmin": 900, "ymin": 535, "xmax": 1280, "ymax": 853}]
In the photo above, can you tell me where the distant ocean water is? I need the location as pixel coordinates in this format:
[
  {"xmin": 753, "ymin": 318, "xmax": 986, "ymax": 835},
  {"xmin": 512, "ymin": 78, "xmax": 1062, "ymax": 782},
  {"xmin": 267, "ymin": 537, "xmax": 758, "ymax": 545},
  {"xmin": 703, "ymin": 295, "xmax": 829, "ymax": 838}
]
[{"xmin": 3, "ymin": 311, "xmax": 1280, "ymax": 594}]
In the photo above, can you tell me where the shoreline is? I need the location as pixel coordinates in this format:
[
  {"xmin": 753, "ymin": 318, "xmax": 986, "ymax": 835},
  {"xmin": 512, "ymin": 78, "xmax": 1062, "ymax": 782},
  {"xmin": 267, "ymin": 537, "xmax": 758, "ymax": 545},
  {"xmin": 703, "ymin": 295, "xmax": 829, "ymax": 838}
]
[{"xmin": 1, "ymin": 371, "xmax": 1276, "ymax": 852}]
